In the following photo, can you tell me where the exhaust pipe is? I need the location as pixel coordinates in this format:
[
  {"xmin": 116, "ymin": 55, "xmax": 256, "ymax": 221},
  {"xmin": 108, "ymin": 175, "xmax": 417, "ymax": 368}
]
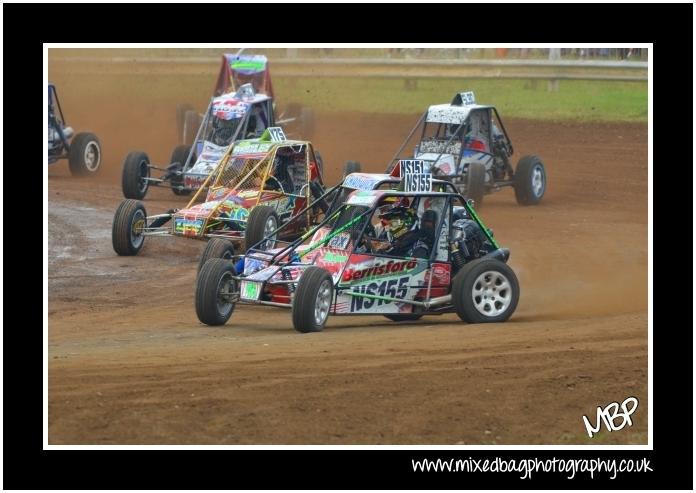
[{"xmin": 485, "ymin": 247, "xmax": 510, "ymax": 263}]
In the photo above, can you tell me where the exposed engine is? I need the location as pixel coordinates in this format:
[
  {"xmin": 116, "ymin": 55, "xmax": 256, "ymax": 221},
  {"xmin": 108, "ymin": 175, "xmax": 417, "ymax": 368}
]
[{"xmin": 450, "ymin": 218, "xmax": 489, "ymax": 272}]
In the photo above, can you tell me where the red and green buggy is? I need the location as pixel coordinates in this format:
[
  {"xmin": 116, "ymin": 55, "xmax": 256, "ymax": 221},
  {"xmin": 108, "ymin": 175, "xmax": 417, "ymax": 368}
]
[{"xmin": 195, "ymin": 169, "xmax": 520, "ymax": 333}]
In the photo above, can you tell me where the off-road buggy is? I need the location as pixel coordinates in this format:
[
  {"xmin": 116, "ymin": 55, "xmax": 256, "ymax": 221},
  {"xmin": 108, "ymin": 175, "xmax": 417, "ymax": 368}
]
[
  {"xmin": 386, "ymin": 91, "xmax": 547, "ymax": 207},
  {"xmin": 113, "ymin": 129, "xmax": 328, "ymax": 264},
  {"xmin": 48, "ymin": 84, "xmax": 102, "ymax": 175},
  {"xmin": 195, "ymin": 163, "xmax": 519, "ymax": 333},
  {"xmin": 122, "ymin": 54, "xmax": 317, "ymax": 201},
  {"xmin": 177, "ymin": 53, "xmax": 314, "ymax": 145}
]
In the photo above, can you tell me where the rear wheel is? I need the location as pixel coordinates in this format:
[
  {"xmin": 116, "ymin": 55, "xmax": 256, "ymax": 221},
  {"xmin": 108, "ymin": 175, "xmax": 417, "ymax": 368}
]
[
  {"xmin": 343, "ymin": 160, "xmax": 362, "ymax": 177},
  {"xmin": 112, "ymin": 199, "xmax": 147, "ymax": 256},
  {"xmin": 169, "ymin": 144, "xmax": 194, "ymax": 196},
  {"xmin": 198, "ymin": 238, "xmax": 236, "ymax": 273},
  {"xmin": 122, "ymin": 151, "xmax": 150, "ymax": 199},
  {"xmin": 465, "ymin": 162, "xmax": 486, "ymax": 208},
  {"xmin": 245, "ymin": 205, "xmax": 279, "ymax": 252},
  {"xmin": 451, "ymin": 258, "xmax": 519, "ymax": 323},
  {"xmin": 68, "ymin": 132, "xmax": 101, "ymax": 176},
  {"xmin": 513, "ymin": 155, "xmax": 546, "ymax": 205},
  {"xmin": 292, "ymin": 267, "xmax": 333, "ymax": 333},
  {"xmin": 195, "ymin": 258, "xmax": 238, "ymax": 326}
]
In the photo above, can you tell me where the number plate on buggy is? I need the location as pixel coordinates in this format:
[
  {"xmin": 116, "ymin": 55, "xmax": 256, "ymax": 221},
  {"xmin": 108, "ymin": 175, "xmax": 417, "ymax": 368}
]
[{"xmin": 240, "ymin": 280, "xmax": 261, "ymax": 301}]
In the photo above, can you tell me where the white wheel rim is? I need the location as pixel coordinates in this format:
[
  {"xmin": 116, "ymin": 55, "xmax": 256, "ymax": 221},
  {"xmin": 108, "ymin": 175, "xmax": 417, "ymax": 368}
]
[
  {"xmin": 131, "ymin": 210, "xmax": 145, "ymax": 248},
  {"xmin": 532, "ymin": 165, "xmax": 544, "ymax": 197},
  {"xmin": 314, "ymin": 279, "xmax": 332, "ymax": 326},
  {"xmin": 84, "ymin": 142, "xmax": 100, "ymax": 172},
  {"xmin": 471, "ymin": 270, "xmax": 512, "ymax": 317}
]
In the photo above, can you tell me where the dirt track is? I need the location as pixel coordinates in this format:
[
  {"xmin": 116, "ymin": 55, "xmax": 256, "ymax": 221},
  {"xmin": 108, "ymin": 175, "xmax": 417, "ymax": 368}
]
[{"xmin": 48, "ymin": 65, "xmax": 648, "ymax": 444}]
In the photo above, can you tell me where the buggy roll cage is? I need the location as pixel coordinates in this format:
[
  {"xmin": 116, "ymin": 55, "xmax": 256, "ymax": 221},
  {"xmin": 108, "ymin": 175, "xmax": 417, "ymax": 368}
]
[
  {"xmin": 385, "ymin": 107, "xmax": 514, "ymax": 175},
  {"xmin": 244, "ymin": 188, "xmax": 499, "ymax": 269},
  {"xmin": 48, "ymin": 84, "xmax": 70, "ymax": 148}
]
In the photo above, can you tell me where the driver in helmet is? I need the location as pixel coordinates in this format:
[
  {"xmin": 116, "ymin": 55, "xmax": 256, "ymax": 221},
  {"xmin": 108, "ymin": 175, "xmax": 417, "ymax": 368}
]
[{"xmin": 365, "ymin": 205, "xmax": 433, "ymax": 259}]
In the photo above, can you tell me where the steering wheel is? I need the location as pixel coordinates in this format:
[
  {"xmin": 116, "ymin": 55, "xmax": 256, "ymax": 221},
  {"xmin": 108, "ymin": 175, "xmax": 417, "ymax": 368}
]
[{"xmin": 264, "ymin": 175, "xmax": 285, "ymax": 193}]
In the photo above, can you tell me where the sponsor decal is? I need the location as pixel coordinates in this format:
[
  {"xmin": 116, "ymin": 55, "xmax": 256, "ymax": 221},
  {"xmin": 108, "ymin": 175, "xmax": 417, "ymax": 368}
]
[
  {"xmin": 343, "ymin": 174, "xmax": 381, "ymax": 190},
  {"xmin": 238, "ymin": 190, "xmax": 260, "ymax": 199},
  {"xmin": 346, "ymin": 191, "xmax": 380, "ymax": 206},
  {"xmin": 350, "ymin": 276, "xmax": 409, "ymax": 312},
  {"xmin": 232, "ymin": 141, "xmax": 273, "ymax": 156},
  {"xmin": 428, "ymin": 263, "xmax": 451, "ymax": 285},
  {"xmin": 240, "ymin": 280, "xmax": 261, "ymax": 300},
  {"xmin": 212, "ymin": 98, "xmax": 249, "ymax": 119},
  {"xmin": 229, "ymin": 55, "xmax": 267, "ymax": 73},
  {"xmin": 201, "ymin": 200, "xmax": 221, "ymax": 210},
  {"xmin": 227, "ymin": 206, "xmax": 249, "ymax": 221},
  {"xmin": 243, "ymin": 258, "xmax": 266, "ymax": 275},
  {"xmin": 174, "ymin": 218, "xmax": 203, "ymax": 235},
  {"xmin": 320, "ymin": 251, "xmax": 349, "ymax": 264},
  {"xmin": 328, "ymin": 233, "xmax": 351, "ymax": 250},
  {"xmin": 184, "ymin": 174, "xmax": 208, "ymax": 189},
  {"xmin": 342, "ymin": 259, "xmax": 418, "ymax": 283}
]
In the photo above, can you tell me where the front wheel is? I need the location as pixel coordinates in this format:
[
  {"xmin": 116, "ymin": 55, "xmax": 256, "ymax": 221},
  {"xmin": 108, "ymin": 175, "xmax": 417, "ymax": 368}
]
[
  {"xmin": 245, "ymin": 205, "xmax": 279, "ymax": 252},
  {"xmin": 465, "ymin": 162, "xmax": 486, "ymax": 208},
  {"xmin": 68, "ymin": 132, "xmax": 101, "ymax": 176},
  {"xmin": 198, "ymin": 238, "xmax": 236, "ymax": 273},
  {"xmin": 169, "ymin": 144, "xmax": 194, "ymax": 196},
  {"xmin": 292, "ymin": 267, "xmax": 333, "ymax": 333},
  {"xmin": 112, "ymin": 199, "xmax": 147, "ymax": 256},
  {"xmin": 451, "ymin": 258, "xmax": 519, "ymax": 323},
  {"xmin": 122, "ymin": 151, "xmax": 150, "ymax": 199},
  {"xmin": 513, "ymin": 155, "xmax": 546, "ymax": 205},
  {"xmin": 195, "ymin": 258, "xmax": 238, "ymax": 326}
]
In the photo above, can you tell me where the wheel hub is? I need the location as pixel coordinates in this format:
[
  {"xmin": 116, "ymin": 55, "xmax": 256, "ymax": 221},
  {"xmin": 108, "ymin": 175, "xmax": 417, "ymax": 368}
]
[{"xmin": 471, "ymin": 270, "xmax": 512, "ymax": 317}]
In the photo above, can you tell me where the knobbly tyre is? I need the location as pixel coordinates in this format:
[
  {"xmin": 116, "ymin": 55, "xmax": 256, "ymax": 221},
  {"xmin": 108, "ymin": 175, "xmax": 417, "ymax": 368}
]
[
  {"xmin": 48, "ymin": 83, "xmax": 102, "ymax": 175},
  {"xmin": 195, "ymin": 170, "xmax": 520, "ymax": 333},
  {"xmin": 112, "ymin": 130, "xmax": 329, "ymax": 267},
  {"xmin": 386, "ymin": 91, "xmax": 547, "ymax": 207}
]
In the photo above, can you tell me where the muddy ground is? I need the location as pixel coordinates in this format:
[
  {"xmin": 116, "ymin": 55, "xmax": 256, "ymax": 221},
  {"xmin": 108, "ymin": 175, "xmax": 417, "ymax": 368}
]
[{"xmin": 48, "ymin": 63, "xmax": 648, "ymax": 445}]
